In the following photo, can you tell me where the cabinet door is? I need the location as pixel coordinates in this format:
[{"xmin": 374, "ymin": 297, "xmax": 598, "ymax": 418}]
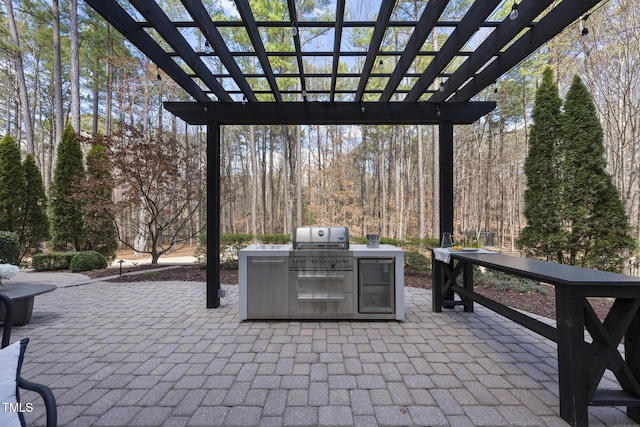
[
  {"xmin": 247, "ymin": 257, "xmax": 289, "ymax": 317},
  {"xmin": 358, "ymin": 259, "xmax": 394, "ymax": 313}
]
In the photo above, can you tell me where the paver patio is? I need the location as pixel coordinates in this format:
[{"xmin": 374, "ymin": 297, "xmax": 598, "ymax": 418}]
[{"xmin": 12, "ymin": 277, "xmax": 637, "ymax": 426}]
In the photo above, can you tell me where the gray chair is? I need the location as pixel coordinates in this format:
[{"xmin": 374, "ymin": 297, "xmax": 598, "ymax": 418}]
[{"xmin": 0, "ymin": 293, "xmax": 57, "ymax": 427}]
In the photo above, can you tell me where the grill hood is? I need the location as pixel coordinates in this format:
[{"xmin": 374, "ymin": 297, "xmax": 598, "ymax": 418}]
[{"xmin": 292, "ymin": 226, "xmax": 349, "ymax": 250}]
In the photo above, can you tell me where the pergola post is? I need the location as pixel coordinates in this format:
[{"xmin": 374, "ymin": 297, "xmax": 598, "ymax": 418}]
[
  {"xmin": 207, "ymin": 123, "xmax": 221, "ymax": 308},
  {"xmin": 439, "ymin": 121, "xmax": 454, "ymax": 243}
]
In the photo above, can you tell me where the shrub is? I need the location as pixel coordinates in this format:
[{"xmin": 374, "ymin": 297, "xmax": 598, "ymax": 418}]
[
  {"xmin": 379, "ymin": 237, "xmax": 406, "ymax": 248},
  {"xmin": 50, "ymin": 125, "xmax": 85, "ymax": 251},
  {"xmin": 258, "ymin": 234, "xmax": 291, "ymax": 244},
  {"xmin": 476, "ymin": 268, "xmax": 548, "ymax": 295},
  {"xmin": 195, "ymin": 233, "xmax": 207, "ymax": 267},
  {"xmin": 220, "ymin": 233, "xmax": 254, "ymax": 269},
  {"xmin": 405, "ymin": 237, "xmax": 440, "ymax": 252},
  {"xmin": 0, "ymin": 231, "xmax": 19, "ymax": 264},
  {"xmin": 32, "ymin": 252, "xmax": 78, "ymax": 271},
  {"xmin": 404, "ymin": 251, "xmax": 431, "ymax": 272},
  {"xmin": 351, "ymin": 235, "xmax": 366, "ymax": 245},
  {"xmin": 70, "ymin": 251, "xmax": 108, "ymax": 272}
]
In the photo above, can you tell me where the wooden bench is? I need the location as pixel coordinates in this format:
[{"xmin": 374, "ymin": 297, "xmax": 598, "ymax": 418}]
[
  {"xmin": 0, "ymin": 284, "xmax": 57, "ymax": 326},
  {"xmin": 432, "ymin": 249, "xmax": 640, "ymax": 427}
]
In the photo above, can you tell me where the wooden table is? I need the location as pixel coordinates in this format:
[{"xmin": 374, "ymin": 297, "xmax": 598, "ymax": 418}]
[
  {"xmin": 0, "ymin": 284, "xmax": 57, "ymax": 326},
  {"xmin": 432, "ymin": 250, "xmax": 640, "ymax": 427}
]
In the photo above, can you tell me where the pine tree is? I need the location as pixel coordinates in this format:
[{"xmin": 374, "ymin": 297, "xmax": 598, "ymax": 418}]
[
  {"xmin": 518, "ymin": 68, "xmax": 564, "ymax": 261},
  {"xmin": 50, "ymin": 125, "xmax": 86, "ymax": 250},
  {"xmin": 561, "ymin": 75, "xmax": 635, "ymax": 271},
  {"xmin": 0, "ymin": 135, "xmax": 26, "ymax": 232},
  {"xmin": 83, "ymin": 144, "xmax": 118, "ymax": 260},
  {"xmin": 18, "ymin": 154, "xmax": 50, "ymax": 262}
]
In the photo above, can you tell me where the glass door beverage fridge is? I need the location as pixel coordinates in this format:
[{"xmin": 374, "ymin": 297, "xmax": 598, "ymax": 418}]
[{"xmin": 358, "ymin": 258, "xmax": 395, "ymax": 314}]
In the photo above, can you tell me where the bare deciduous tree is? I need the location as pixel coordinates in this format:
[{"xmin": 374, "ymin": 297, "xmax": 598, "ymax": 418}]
[{"xmin": 108, "ymin": 126, "xmax": 206, "ymax": 264}]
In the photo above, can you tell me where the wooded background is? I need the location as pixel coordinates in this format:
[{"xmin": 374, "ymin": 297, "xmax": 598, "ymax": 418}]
[{"xmin": 1, "ymin": 0, "xmax": 639, "ymax": 255}]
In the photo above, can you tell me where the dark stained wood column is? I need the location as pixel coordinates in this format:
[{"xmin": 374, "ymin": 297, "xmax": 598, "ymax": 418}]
[
  {"xmin": 207, "ymin": 123, "xmax": 221, "ymax": 308},
  {"xmin": 439, "ymin": 121, "xmax": 454, "ymax": 243}
]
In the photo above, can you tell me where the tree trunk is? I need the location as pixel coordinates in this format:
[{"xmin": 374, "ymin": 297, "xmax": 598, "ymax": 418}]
[
  {"xmin": 92, "ymin": 57, "xmax": 99, "ymax": 136},
  {"xmin": 105, "ymin": 25, "xmax": 113, "ymax": 136},
  {"xmin": 69, "ymin": 0, "xmax": 81, "ymax": 132},
  {"xmin": 295, "ymin": 125, "xmax": 303, "ymax": 226},
  {"xmin": 268, "ymin": 129, "xmax": 274, "ymax": 233},
  {"xmin": 282, "ymin": 127, "xmax": 290, "ymax": 233},
  {"xmin": 250, "ymin": 125, "xmax": 258, "ymax": 236},
  {"xmin": 52, "ymin": 0, "xmax": 64, "ymax": 145},
  {"xmin": 417, "ymin": 125, "xmax": 425, "ymax": 240},
  {"xmin": 143, "ymin": 58, "xmax": 150, "ymax": 135},
  {"xmin": 5, "ymin": 0, "xmax": 35, "ymax": 154},
  {"xmin": 261, "ymin": 126, "xmax": 267, "ymax": 234},
  {"xmin": 431, "ymin": 29, "xmax": 440, "ymax": 238}
]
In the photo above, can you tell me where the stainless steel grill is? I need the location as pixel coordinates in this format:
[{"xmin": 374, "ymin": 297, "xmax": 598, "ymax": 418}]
[
  {"xmin": 289, "ymin": 226, "xmax": 354, "ymax": 318},
  {"xmin": 291, "ymin": 226, "xmax": 352, "ymax": 271}
]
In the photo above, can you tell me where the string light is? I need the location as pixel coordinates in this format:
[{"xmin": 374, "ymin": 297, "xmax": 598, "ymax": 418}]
[
  {"xmin": 509, "ymin": 1, "xmax": 519, "ymax": 20},
  {"xmin": 581, "ymin": 14, "xmax": 590, "ymax": 36},
  {"xmin": 291, "ymin": 26, "xmax": 298, "ymax": 37}
]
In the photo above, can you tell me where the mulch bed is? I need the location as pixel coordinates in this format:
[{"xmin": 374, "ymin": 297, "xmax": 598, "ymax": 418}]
[{"xmin": 77, "ymin": 264, "xmax": 613, "ymax": 321}]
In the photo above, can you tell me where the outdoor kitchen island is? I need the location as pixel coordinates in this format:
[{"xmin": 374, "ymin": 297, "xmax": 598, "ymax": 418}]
[{"xmin": 238, "ymin": 242, "xmax": 404, "ymax": 321}]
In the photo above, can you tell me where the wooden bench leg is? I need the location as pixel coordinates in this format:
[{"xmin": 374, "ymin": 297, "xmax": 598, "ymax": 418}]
[
  {"xmin": 556, "ymin": 285, "xmax": 588, "ymax": 427},
  {"xmin": 462, "ymin": 262, "xmax": 474, "ymax": 313},
  {"xmin": 432, "ymin": 258, "xmax": 444, "ymax": 312},
  {"xmin": 628, "ymin": 307, "xmax": 640, "ymax": 422}
]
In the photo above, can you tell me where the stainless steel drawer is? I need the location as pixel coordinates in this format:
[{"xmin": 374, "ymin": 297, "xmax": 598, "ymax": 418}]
[
  {"xmin": 289, "ymin": 291, "xmax": 354, "ymax": 318},
  {"xmin": 289, "ymin": 271, "xmax": 353, "ymax": 293}
]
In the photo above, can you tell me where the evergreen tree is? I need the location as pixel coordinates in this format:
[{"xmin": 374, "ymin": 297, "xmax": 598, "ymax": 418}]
[
  {"xmin": 0, "ymin": 135, "xmax": 26, "ymax": 232},
  {"xmin": 83, "ymin": 144, "xmax": 118, "ymax": 260},
  {"xmin": 50, "ymin": 125, "xmax": 85, "ymax": 250},
  {"xmin": 518, "ymin": 68, "xmax": 564, "ymax": 261},
  {"xmin": 560, "ymin": 75, "xmax": 635, "ymax": 271},
  {"xmin": 17, "ymin": 154, "xmax": 50, "ymax": 262}
]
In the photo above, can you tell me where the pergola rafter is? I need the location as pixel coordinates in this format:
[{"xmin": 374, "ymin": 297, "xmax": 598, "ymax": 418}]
[
  {"xmin": 354, "ymin": 0, "xmax": 395, "ymax": 102},
  {"xmin": 404, "ymin": 0, "xmax": 503, "ymax": 102},
  {"xmin": 452, "ymin": 0, "xmax": 603, "ymax": 102},
  {"xmin": 233, "ymin": 0, "xmax": 283, "ymax": 102},
  {"xmin": 379, "ymin": 0, "xmax": 449, "ymax": 102},
  {"xmin": 329, "ymin": 0, "xmax": 345, "ymax": 103}
]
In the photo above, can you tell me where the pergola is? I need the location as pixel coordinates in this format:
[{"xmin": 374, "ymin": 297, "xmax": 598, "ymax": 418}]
[{"xmin": 86, "ymin": 0, "xmax": 603, "ymax": 308}]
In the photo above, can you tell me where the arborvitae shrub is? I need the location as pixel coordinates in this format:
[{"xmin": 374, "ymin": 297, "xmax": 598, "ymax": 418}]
[{"xmin": 0, "ymin": 231, "xmax": 19, "ymax": 264}]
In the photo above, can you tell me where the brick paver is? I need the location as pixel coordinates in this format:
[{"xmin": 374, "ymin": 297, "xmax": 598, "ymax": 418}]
[{"xmin": 10, "ymin": 278, "xmax": 634, "ymax": 426}]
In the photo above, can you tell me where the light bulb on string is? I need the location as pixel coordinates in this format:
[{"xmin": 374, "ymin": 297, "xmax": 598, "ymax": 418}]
[
  {"xmin": 581, "ymin": 14, "xmax": 590, "ymax": 37},
  {"xmin": 509, "ymin": 1, "xmax": 519, "ymax": 20}
]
